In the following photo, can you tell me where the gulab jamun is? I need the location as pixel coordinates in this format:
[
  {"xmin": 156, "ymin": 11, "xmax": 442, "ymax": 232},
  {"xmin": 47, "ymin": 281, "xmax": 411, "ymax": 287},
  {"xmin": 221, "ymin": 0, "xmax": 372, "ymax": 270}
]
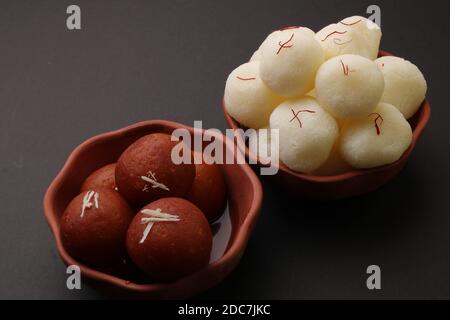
[
  {"xmin": 116, "ymin": 133, "xmax": 195, "ymax": 207},
  {"xmin": 188, "ymin": 162, "xmax": 227, "ymax": 222},
  {"xmin": 81, "ymin": 163, "xmax": 117, "ymax": 192},
  {"xmin": 126, "ymin": 197, "xmax": 212, "ymax": 282},
  {"xmin": 60, "ymin": 188, "xmax": 134, "ymax": 266}
]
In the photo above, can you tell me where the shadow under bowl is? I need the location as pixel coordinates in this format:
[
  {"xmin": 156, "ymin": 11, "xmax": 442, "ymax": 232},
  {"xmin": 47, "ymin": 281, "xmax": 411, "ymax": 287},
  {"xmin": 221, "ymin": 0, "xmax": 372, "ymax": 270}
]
[
  {"xmin": 222, "ymin": 50, "xmax": 431, "ymax": 200},
  {"xmin": 43, "ymin": 120, "xmax": 263, "ymax": 299}
]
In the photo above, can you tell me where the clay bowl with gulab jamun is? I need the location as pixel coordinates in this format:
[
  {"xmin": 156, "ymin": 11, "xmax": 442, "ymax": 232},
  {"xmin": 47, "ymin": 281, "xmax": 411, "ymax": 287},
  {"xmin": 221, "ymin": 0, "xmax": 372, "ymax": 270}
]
[
  {"xmin": 223, "ymin": 50, "xmax": 430, "ymax": 200},
  {"xmin": 44, "ymin": 120, "xmax": 262, "ymax": 299}
]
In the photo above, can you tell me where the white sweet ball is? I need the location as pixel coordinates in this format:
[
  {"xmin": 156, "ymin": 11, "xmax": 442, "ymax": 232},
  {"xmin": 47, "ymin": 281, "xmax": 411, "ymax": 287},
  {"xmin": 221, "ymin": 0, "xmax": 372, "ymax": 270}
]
[
  {"xmin": 251, "ymin": 26, "xmax": 314, "ymax": 62},
  {"xmin": 376, "ymin": 56, "xmax": 427, "ymax": 119},
  {"xmin": 259, "ymin": 27, "xmax": 324, "ymax": 97},
  {"xmin": 315, "ymin": 54, "xmax": 385, "ymax": 118},
  {"xmin": 249, "ymin": 50, "xmax": 261, "ymax": 62},
  {"xmin": 313, "ymin": 140, "xmax": 354, "ymax": 176},
  {"xmin": 315, "ymin": 16, "xmax": 381, "ymax": 60},
  {"xmin": 269, "ymin": 97, "xmax": 338, "ymax": 173},
  {"xmin": 224, "ymin": 61, "xmax": 283, "ymax": 129},
  {"xmin": 340, "ymin": 102, "xmax": 413, "ymax": 169}
]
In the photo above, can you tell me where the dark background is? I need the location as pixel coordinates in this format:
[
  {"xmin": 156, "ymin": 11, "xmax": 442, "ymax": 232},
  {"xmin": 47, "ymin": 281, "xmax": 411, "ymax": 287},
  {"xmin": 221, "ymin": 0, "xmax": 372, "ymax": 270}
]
[{"xmin": 0, "ymin": 0, "xmax": 449, "ymax": 299}]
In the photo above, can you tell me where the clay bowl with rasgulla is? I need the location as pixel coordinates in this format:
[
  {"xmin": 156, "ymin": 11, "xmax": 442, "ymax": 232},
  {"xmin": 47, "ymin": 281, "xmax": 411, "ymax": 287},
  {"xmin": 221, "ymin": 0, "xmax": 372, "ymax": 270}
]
[
  {"xmin": 43, "ymin": 120, "xmax": 262, "ymax": 299},
  {"xmin": 223, "ymin": 50, "xmax": 431, "ymax": 200}
]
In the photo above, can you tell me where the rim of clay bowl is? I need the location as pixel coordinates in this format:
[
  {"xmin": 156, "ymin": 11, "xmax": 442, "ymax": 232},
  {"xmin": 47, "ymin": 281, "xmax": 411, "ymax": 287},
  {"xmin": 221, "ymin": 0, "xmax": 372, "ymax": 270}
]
[
  {"xmin": 43, "ymin": 120, "xmax": 263, "ymax": 295},
  {"xmin": 222, "ymin": 50, "xmax": 431, "ymax": 184}
]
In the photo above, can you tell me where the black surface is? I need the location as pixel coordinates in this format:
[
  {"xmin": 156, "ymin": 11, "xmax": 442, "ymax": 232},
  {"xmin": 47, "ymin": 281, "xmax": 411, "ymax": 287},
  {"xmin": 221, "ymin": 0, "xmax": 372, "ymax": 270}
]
[{"xmin": 0, "ymin": 0, "xmax": 449, "ymax": 299}]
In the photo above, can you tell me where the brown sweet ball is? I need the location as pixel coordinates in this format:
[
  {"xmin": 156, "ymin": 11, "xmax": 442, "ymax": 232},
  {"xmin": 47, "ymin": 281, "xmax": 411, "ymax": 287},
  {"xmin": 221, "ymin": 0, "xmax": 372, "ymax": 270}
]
[
  {"xmin": 188, "ymin": 162, "xmax": 227, "ymax": 222},
  {"xmin": 126, "ymin": 197, "xmax": 212, "ymax": 282},
  {"xmin": 81, "ymin": 163, "xmax": 117, "ymax": 192},
  {"xmin": 116, "ymin": 133, "xmax": 195, "ymax": 207},
  {"xmin": 60, "ymin": 188, "xmax": 134, "ymax": 266}
]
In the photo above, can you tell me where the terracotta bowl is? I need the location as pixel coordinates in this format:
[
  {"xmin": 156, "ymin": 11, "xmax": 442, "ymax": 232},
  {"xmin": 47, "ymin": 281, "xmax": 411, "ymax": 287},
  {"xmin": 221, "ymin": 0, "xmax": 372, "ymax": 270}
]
[
  {"xmin": 43, "ymin": 120, "xmax": 263, "ymax": 299},
  {"xmin": 223, "ymin": 50, "xmax": 431, "ymax": 200}
]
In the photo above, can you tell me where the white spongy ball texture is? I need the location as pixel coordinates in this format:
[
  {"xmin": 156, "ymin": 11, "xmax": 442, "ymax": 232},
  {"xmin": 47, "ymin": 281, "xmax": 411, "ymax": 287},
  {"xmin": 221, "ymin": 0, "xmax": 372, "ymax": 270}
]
[
  {"xmin": 340, "ymin": 102, "xmax": 413, "ymax": 169},
  {"xmin": 315, "ymin": 16, "xmax": 381, "ymax": 60},
  {"xmin": 313, "ymin": 135, "xmax": 354, "ymax": 176},
  {"xmin": 224, "ymin": 61, "xmax": 283, "ymax": 129},
  {"xmin": 315, "ymin": 54, "xmax": 385, "ymax": 118},
  {"xmin": 250, "ymin": 50, "xmax": 261, "ymax": 62},
  {"xmin": 269, "ymin": 97, "xmax": 338, "ymax": 173},
  {"xmin": 247, "ymin": 126, "xmax": 279, "ymax": 164},
  {"xmin": 376, "ymin": 56, "xmax": 427, "ymax": 119},
  {"xmin": 259, "ymin": 27, "xmax": 324, "ymax": 97}
]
